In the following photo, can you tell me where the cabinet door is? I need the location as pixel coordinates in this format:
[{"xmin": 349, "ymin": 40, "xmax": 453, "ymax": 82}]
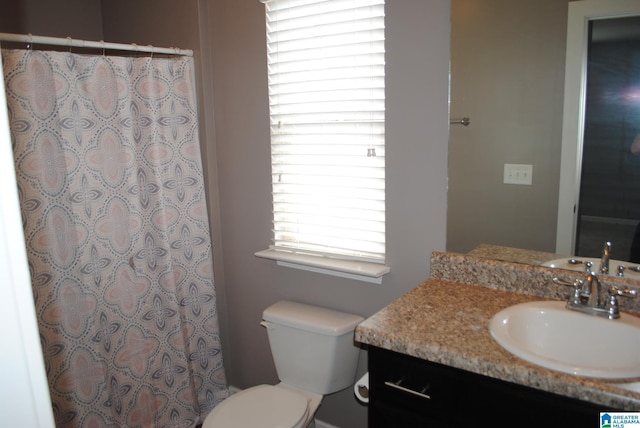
[
  {"xmin": 369, "ymin": 399, "xmax": 458, "ymax": 428},
  {"xmin": 466, "ymin": 372, "xmax": 603, "ymax": 427}
]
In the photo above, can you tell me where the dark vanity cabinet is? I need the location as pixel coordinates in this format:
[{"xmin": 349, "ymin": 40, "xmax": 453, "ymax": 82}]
[{"xmin": 368, "ymin": 346, "xmax": 610, "ymax": 427}]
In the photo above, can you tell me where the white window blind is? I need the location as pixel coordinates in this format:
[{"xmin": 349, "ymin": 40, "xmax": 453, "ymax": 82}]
[{"xmin": 265, "ymin": 0, "xmax": 386, "ymax": 264}]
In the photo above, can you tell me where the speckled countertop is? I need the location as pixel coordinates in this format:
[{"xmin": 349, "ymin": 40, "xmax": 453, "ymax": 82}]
[
  {"xmin": 466, "ymin": 243, "xmax": 561, "ymax": 265},
  {"xmin": 355, "ymin": 247, "xmax": 640, "ymax": 410}
]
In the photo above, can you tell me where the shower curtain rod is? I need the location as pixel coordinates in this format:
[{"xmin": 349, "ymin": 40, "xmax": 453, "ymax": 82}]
[{"xmin": 0, "ymin": 32, "xmax": 193, "ymax": 57}]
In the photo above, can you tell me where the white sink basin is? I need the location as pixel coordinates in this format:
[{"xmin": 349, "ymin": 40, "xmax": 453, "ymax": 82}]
[
  {"xmin": 489, "ymin": 300, "xmax": 640, "ymax": 379},
  {"xmin": 541, "ymin": 257, "xmax": 640, "ymax": 278}
]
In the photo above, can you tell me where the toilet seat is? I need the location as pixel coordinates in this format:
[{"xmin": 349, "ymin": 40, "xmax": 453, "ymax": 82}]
[{"xmin": 203, "ymin": 384, "xmax": 310, "ymax": 428}]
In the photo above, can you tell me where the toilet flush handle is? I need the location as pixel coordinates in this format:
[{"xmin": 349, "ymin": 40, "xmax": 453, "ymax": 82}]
[{"xmin": 260, "ymin": 320, "xmax": 268, "ymax": 328}]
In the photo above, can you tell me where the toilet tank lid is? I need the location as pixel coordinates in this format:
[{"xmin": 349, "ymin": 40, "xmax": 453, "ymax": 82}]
[{"xmin": 263, "ymin": 301, "xmax": 364, "ymax": 336}]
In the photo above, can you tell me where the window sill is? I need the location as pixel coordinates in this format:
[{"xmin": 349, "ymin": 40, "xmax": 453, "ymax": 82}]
[{"xmin": 255, "ymin": 249, "xmax": 390, "ymax": 284}]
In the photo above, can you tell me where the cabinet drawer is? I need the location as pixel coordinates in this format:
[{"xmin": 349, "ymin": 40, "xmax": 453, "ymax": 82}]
[{"xmin": 369, "ymin": 347, "xmax": 463, "ymax": 415}]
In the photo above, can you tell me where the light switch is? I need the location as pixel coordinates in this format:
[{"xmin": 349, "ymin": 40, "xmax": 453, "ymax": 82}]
[{"xmin": 503, "ymin": 164, "xmax": 533, "ymax": 185}]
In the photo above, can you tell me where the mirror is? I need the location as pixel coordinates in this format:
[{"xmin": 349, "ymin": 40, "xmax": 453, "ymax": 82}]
[
  {"xmin": 556, "ymin": 1, "xmax": 640, "ymax": 262},
  {"xmin": 447, "ymin": 0, "xmax": 640, "ymax": 268},
  {"xmin": 447, "ymin": 0, "xmax": 566, "ymax": 256}
]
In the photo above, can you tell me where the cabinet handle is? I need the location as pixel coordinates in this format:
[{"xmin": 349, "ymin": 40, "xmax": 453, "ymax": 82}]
[{"xmin": 384, "ymin": 380, "xmax": 431, "ymax": 400}]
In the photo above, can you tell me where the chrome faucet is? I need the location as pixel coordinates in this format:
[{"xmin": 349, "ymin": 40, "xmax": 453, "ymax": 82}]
[
  {"xmin": 553, "ymin": 271, "xmax": 637, "ymax": 319},
  {"xmin": 599, "ymin": 241, "xmax": 612, "ymax": 274},
  {"xmin": 582, "ymin": 271, "xmax": 602, "ymax": 307}
]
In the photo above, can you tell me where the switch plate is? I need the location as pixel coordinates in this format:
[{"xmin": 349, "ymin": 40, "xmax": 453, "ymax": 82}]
[{"xmin": 503, "ymin": 164, "xmax": 533, "ymax": 185}]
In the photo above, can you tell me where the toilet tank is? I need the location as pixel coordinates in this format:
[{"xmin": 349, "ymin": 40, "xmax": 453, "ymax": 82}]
[{"xmin": 262, "ymin": 301, "xmax": 364, "ymax": 395}]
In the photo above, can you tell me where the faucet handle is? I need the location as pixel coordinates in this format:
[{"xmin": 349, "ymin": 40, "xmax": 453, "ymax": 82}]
[
  {"xmin": 552, "ymin": 277, "xmax": 584, "ymax": 305},
  {"xmin": 609, "ymin": 287, "xmax": 638, "ymax": 299},
  {"xmin": 552, "ymin": 277, "xmax": 582, "ymax": 286},
  {"xmin": 552, "ymin": 277, "xmax": 583, "ymax": 289},
  {"xmin": 606, "ymin": 287, "xmax": 638, "ymax": 319}
]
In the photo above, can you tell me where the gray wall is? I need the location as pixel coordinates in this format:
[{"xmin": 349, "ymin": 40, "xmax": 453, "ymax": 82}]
[
  {"xmin": 207, "ymin": 2, "xmax": 449, "ymax": 426},
  {"xmin": 0, "ymin": 0, "xmax": 103, "ymax": 39},
  {"xmin": 447, "ymin": 0, "xmax": 567, "ymax": 254},
  {"xmin": 1, "ymin": 1, "xmax": 450, "ymax": 427}
]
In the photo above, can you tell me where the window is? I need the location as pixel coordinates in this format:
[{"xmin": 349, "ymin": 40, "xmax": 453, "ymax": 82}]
[{"xmin": 256, "ymin": 0, "xmax": 388, "ymax": 283}]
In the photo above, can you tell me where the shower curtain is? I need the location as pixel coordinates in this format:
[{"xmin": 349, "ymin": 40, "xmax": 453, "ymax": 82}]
[{"xmin": 2, "ymin": 49, "xmax": 228, "ymax": 427}]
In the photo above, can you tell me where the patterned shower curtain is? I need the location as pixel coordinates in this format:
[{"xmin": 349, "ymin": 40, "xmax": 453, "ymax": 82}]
[{"xmin": 2, "ymin": 49, "xmax": 228, "ymax": 427}]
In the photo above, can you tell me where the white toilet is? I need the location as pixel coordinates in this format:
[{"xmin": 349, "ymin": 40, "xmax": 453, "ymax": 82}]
[{"xmin": 203, "ymin": 300, "xmax": 364, "ymax": 428}]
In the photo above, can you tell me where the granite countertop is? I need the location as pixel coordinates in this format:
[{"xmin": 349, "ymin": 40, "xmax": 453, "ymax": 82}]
[
  {"xmin": 466, "ymin": 243, "xmax": 561, "ymax": 265},
  {"xmin": 355, "ymin": 250, "xmax": 640, "ymax": 411}
]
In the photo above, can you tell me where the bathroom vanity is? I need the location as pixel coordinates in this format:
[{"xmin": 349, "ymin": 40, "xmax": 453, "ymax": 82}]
[{"xmin": 355, "ymin": 248, "xmax": 640, "ymax": 427}]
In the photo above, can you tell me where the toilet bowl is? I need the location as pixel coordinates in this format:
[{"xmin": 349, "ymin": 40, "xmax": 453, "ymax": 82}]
[
  {"xmin": 201, "ymin": 301, "xmax": 363, "ymax": 428},
  {"xmin": 202, "ymin": 383, "xmax": 322, "ymax": 428}
]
